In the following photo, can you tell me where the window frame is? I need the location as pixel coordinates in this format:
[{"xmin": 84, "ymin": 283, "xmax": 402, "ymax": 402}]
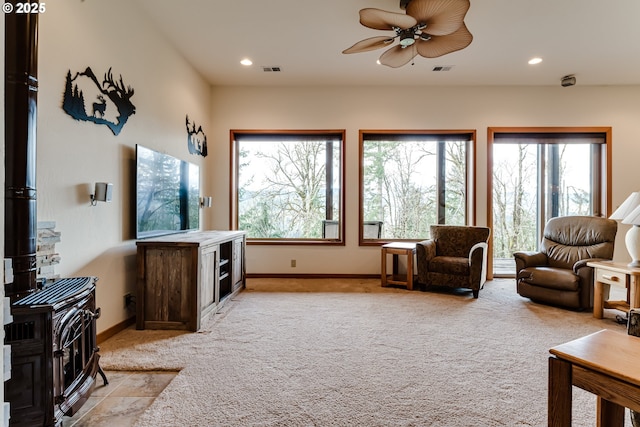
[
  {"xmin": 487, "ymin": 126, "xmax": 612, "ymax": 278},
  {"xmin": 230, "ymin": 129, "xmax": 346, "ymax": 245},
  {"xmin": 359, "ymin": 129, "xmax": 477, "ymax": 246}
]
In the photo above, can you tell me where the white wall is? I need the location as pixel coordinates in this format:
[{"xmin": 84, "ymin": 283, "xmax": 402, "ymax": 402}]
[
  {"xmin": 209, "ymin": 85, "xmax": 640, "ymax": 275},
  {"xmin": 37, "ymin": 1, "xmax": 211, "ymax": 333}
]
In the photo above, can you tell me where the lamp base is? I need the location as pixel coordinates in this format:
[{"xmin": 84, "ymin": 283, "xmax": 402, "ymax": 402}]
[{"xmin": 625, "ymin": 225, "xmax": 640, "ymax": 270}]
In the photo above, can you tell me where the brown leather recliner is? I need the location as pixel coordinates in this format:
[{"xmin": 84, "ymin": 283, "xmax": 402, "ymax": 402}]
[{"xmin": 514, "ymin": 216, "xmax": 617, "ymax": 310}]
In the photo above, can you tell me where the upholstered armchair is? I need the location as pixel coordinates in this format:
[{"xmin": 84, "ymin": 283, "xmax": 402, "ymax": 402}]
[
  {"xmin": 416, "ymin": 225, "xmax": 491, "ymax": 298},
  {"xmin": 514, "ymin": 216, "xmax": 617, "ymax": 310}
]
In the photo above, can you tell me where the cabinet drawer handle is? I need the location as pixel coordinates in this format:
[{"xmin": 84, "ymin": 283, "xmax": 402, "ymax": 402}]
[{"xmin": 602, "ymin": 274, "xmax": 618, "ymax": 281}]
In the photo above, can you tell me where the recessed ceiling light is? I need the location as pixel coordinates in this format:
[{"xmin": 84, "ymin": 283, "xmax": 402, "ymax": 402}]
[
  {"xmin": 528, "ymin": 57, "xmax": 543, "ymax": 65},
  {"xmin": 240, "ymin": 58, "xmax": 253, "ymax": 66}
]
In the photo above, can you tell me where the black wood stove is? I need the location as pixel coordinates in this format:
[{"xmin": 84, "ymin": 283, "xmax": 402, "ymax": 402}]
[{"xmin": 5, "ymin": 277, "xmax": 107, "ymax": 426}]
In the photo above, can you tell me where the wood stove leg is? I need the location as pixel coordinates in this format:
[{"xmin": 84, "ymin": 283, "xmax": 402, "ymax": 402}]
[{"xmin": 98, "ymin": 366, "xmax": 109, "ymax": 385}]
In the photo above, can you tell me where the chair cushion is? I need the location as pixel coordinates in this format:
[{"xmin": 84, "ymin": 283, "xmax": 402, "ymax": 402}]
[
  {"xmin": 518, "ymin": 266, "xmax": 580, "ymax": 292},
  {"xmin": 429, "ymin": 256, "xmax": 469, "ymax": 276}
]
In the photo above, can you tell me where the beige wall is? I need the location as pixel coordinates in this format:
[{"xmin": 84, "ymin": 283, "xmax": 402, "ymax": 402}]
[
  {"xmin": 37, "ymin": 1, "xmax": 211, "ymax": 333},
  {"xmin": 209, "ymin": 85, "xmax": 640, "ymax": 274},
  {"xmin": 29, "ymin": 2, "xmax": 640, "ymax": 334}
]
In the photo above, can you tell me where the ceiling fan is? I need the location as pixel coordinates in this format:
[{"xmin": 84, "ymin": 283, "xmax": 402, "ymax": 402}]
[{"xmin": 342, "ymin": 0, "xmax": 472, "ymax": 68}]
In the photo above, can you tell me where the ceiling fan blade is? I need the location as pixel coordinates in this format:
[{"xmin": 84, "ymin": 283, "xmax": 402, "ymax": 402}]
[
  {"xmin": 342, "ymin": 36, "xmax": 396, "ymax": 54},
  {"xmin": 359, "ymin": 8, "xmax": 417, "ymax": 31},
  {"xmin": 379, "ymin": 45, "xmax": 417, "ymax": 68},
  {"xmin": 416, "ymin": 22, "xmax": 473, "ymax": 58},
  {"xmin": 406, "ymin": 0, "xmax": 470, "ymax": 36}
]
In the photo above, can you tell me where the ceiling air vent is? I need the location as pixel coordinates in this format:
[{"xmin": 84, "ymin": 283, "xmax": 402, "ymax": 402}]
[
  {"xmin": 262, "ymin": 66, "xmax": 282, "ymax": 72},
  {"xmin": 432, "ymin": 65, "xmax": 454, "ymax": 72}
]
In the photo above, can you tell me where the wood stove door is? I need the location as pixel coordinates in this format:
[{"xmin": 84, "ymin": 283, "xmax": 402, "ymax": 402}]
[{"xmin": 53, "ymin": 299, "xmax": 100, "ymax": 418}]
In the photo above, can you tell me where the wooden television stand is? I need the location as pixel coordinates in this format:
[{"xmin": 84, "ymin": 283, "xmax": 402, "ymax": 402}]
[{"xmin": 136, "ymin": 230, "xmax": 246, "ymax": 331}]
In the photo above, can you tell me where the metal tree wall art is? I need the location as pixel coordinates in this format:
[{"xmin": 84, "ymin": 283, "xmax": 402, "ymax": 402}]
[
  {"xmin": 62, "ymin": 67, "xmax": 136, "ymax": 135},
  {"xmin": 186, "ymin": 115, "xmax": 208, "ymax": 157}
]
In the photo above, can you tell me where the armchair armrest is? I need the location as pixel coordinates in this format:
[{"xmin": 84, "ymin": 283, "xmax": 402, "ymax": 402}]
[
  {"xmin": 469, "ymin": 242, "xmax": 488, "ymax": 287},
  {"xmin": 416, "ymin": 240, "xmax": 436, "ymax": 262},
  {"xmin": 514, "ymin": 251, "xmax": 548, "ymax": 268},
  {"xmin": 514, "ymin": 251, "xmax": 548, "ymax": 278}
]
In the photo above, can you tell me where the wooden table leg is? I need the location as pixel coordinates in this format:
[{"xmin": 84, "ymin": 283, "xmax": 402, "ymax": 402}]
[
  {"xmin": 630, "ymin": 275, "xmax": 640, "ymax": 310},
  {"xmin": 381, "ymin": 248, "xmax": 388, "ymax": 287},
  {"xmin": 548, "ymin": 357, "xmax": 572, "ymax": 427},
  {"xmin": 596, "ymin": 397, "xmax": 625, "ymax": 427},
  {"xmin": 593, "ymin": 280, "xmax": 608, "ymax": 319},
  {"xmin": 406, "ymin": 249, "xmax": 413, "ymax": 290}
]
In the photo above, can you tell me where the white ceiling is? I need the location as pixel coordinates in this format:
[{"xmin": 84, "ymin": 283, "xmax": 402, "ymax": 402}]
[{"xmin": 135, "ymin": 0, "xmax": 640, "ymax": 87}]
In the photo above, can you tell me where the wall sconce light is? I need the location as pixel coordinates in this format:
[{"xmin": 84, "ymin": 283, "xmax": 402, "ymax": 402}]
[
  {"xmin": 200, "ymin": 196, "xmax": 212, "ymax": 208},
  {"xmin": 90, "ymin": 182, "xmax": 113, "ymax": 206}
]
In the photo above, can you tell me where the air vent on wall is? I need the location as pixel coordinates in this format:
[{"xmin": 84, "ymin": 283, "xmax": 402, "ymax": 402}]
[
  {"xmin": 432, "ymin": 65, "xmax": 454, "ymax": 72},
  {"xmin": 262, "ymin": 66, "xmax": 282, "ymax": 72}
]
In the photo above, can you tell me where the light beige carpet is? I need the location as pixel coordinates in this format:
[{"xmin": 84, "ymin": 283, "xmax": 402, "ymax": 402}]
[{"xmin": 99, "ymin": 278, "xmax": 633, "ymax": 426}]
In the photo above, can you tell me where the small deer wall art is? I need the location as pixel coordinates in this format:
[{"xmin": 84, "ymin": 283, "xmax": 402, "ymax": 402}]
[
  {"xmin": 186, "ymin": 115, "xmax": 208, "ymax": 157},
  {"xmin": 62, "ymin": 66, "xmax": 136, "ymax": 135}
]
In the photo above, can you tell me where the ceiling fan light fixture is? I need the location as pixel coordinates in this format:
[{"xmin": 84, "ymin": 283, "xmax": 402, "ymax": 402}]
[
  {"xmin": 400, "ymin": 35, "xmax": 416, "ymax": 47},
  {"xmin": 399, "ymin": 29, "xmax": 416, "ymax": 47}
]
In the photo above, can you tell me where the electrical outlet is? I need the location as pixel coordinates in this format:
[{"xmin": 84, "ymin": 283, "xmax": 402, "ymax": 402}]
[
  {"xmin": 124, "ymin": 293, "xmax": 133, "ymax": 308},
  {"xmin": 290, "ymin": 259, "xmax": 296, "ymax": 268}
]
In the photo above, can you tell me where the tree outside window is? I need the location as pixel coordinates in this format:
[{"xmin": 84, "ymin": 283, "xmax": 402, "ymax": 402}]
[
  {"xmin": 232, "ymin": 131, "xmax": 343, "ymax": 243},
  {"xmin": 360, "ymin": 131, "xmax": 474, "ymax": 243}
]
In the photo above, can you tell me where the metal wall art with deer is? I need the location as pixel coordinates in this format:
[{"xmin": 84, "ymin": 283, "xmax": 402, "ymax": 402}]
[
  {"xmin": 62, "ymin": 66, "xmax": 136, "ymax": 135},
  {"xmin": 186, "ymin": 115, "xmax": 208, "ymax": 157}
]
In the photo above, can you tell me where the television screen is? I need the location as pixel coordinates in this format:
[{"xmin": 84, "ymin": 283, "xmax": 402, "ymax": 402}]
[{"xmin": 136, "ymin": 144, "xmax": 200, "ymax": 238}]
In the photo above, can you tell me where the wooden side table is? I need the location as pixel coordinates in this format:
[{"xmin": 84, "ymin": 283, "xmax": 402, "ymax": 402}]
[
  {"xmin": 587, "ymin": 260, "xmax": 640, "ymax": 319},
  {"xmin": 548, "ymin": 329, "xmax": 640, "ymax": 426},
  {"xmin": 381, "ymin": 242, "xmax": 416, "ymax": 290}
]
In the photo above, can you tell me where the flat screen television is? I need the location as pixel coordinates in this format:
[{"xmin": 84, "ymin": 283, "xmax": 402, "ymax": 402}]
[{"xmin": 136, "ymin": 144, "xmax": 200, "ymax": 238}]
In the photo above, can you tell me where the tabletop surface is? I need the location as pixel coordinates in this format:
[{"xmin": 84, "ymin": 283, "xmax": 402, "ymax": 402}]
[
  {"xmin": 382, "ymin": 242, "xmax": 417, "ymax": 250},
  {"xmin": 587, "ymin": 260, "xmax": 640, "ymax": 275},
  {"xmin": 549, "ymin": 329, "xmax": 640, "ymax": 386}
]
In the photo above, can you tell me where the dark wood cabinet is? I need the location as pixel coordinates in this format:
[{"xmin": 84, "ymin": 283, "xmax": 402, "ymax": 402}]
[{"xmin": 136, "ymin": 231, "xmax": 246, "ymax": 331}]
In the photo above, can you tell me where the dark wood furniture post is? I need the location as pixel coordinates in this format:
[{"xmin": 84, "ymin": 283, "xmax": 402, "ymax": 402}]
[{"xmin": 548, "ymin": 357, "xmax": 572, "ymax": 427}]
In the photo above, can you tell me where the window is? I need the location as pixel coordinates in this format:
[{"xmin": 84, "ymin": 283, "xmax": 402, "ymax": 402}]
[
  {"xmin": 359, "ymin": 130, "xmax": 476, "ymax": 244},
  {"xmin": 489, "ymin": 128, "xmax": 611, "ymax": 276},
  {"xmin": 231, "ymin": 130, "xmax": 344, "ymax": 244}
]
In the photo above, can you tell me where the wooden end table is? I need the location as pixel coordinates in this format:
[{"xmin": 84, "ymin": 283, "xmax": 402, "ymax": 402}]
[
  {"xmin": 548, "ymin": 329, "xmax": 640, "ymax": 426},
  {"xmin": 381, "ymin": 242, "xmax": 416, "ymax": 290},
  {"xmin": 587, "ymin": 260, "xmax": 640, "ymax": 319}
]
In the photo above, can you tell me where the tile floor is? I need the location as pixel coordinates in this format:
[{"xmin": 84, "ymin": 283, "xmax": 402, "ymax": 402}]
[{"xmin": 61, "ymin": 370, "xmax": 178, "ymax": 427}]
